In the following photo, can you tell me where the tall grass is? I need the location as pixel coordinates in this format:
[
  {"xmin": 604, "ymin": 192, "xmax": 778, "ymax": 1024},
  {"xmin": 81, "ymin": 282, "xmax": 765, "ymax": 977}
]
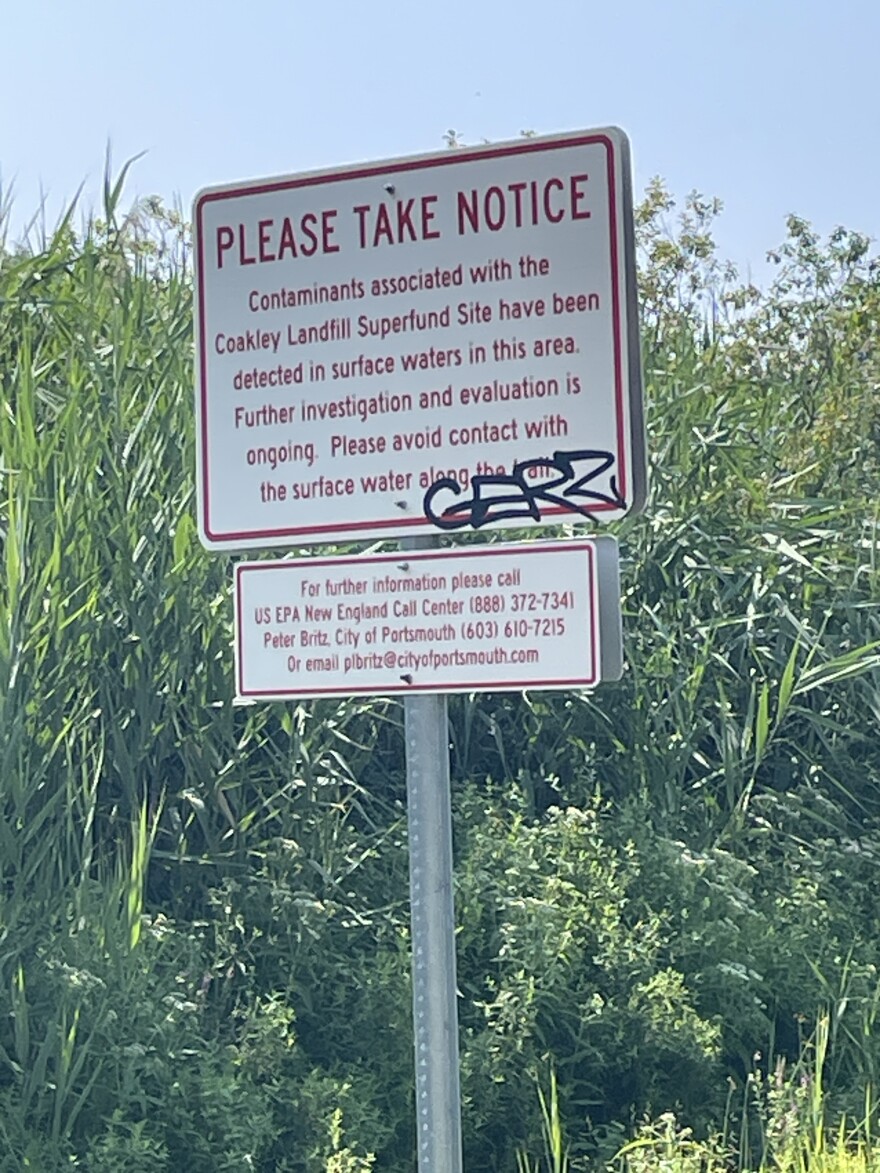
[
  {"xmin": 1, "ymin": 172, "xmax": 879, "ymax": 1167},
  {"xmin": 0, "ymin": 173, "xmax": 405, "ymax": 1167},
  {"xmin": 609, "ymin": 1016, "xmax": 878, "ymax": 1172},
  {"xmin": 516, "ymin": 1066, "xmax": 569, "ymax": 1173}
]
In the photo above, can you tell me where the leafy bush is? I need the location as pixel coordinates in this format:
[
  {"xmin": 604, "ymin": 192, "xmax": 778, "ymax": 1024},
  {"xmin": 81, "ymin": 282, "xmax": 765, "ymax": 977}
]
[{"xmin": 1, "ymin": 169, "xmax": 878, "ymax": 1168}]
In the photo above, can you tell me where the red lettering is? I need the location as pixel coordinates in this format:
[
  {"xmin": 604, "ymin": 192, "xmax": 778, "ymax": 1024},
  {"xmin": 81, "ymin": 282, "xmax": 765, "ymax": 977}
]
[
  {"xmin": 571, "ymin": 174, "xmax": 591, "ymax": 219},
  {"xmin": 353, "ymin": 204, "xmax": 370, "ymax": 248},
  {"xmin": 421, "ymin": 195, "xmax": 440, "ymax": 239},
  {"xmin": 300, "ymin": 212, "xmax": 319, "ymax": 257},
  {"xmin": 216, "ymin": 226, "xmax": 234, "ymax": 269},
  {"xmin": 239, "ymin": 224, "xmax": 256, "ymax": 265},
  {"xmin": 278, "ymin": 217, "xmax": 298, "ymax": 261},
  {"xmin": 373, "ymin": 203, "xmax": 394, "ymax": 246},
  {"xmin": 543, "ymin": 178, "xmax": 564, "ymax": 224},
  {"xmin": 508, "ymin": 181, "xmax": 527, "ymax": 227},
  {"xmin": 214, "ymin": 209, "xmax": 340, "ymax": 266},
  {"xmin": 258, "ymin": 219, "xmax": 275, "ymax": 263},
  {"xmin": 457, "ymin": 190, "xmax": 480, "ymax": 235},
  {"xmin": 484, "ymin": 186, "xmax": 505, "ymax": 231},
  {"xmin": 321, "ymin": 209, "xmax": 339, "ymax": 253},
  {"xmin": 396, "ymin": 198, "xmax": 417, "ymax": 242}
]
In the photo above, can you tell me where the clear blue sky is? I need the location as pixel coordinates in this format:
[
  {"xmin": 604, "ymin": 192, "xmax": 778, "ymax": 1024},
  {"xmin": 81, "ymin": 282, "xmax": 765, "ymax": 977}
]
[{"xmin": 2, "ymin": 0, "xmax": 877, "ymax": 280}]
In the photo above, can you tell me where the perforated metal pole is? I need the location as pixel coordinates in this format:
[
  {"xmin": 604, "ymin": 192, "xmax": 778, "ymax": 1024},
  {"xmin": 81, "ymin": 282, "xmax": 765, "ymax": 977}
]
[{"xmin": 402, "ymin": 537, "xmax": 463, "ymax": 1173}]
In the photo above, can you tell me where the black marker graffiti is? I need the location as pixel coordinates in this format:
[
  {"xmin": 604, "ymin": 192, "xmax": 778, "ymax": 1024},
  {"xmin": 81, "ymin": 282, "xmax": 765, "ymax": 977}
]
[{"xmin": 423, "ymin": 448, "xmax": 625, "ymax": 531}]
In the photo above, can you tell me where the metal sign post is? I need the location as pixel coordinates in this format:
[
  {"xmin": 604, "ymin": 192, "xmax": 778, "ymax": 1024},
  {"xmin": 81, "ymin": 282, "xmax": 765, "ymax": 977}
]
[
  {"xmin": 402, "ymin": 536, "xmax": 463, "ymax": 1173},
  {"xmin": 405, "ymin": 686, "xmax": 463, "ymax": 1172}
]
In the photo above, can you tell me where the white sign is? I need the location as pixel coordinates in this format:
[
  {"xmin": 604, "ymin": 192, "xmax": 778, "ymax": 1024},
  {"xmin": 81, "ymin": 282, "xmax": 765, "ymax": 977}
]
[
  {"xmin": 233, "ymin": 539, "xmax": 622, "ymax": 700},
  {"xmin": 195, "ymin": 129, "xmax": 645, "ymax": 550}
]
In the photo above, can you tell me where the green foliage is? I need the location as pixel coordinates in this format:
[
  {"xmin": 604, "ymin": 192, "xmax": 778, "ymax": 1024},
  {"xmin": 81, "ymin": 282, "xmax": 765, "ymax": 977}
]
[
  {"xmin": 1, "ymin": 164, "xmax": 879, "ymax": 1168},
  {"xmin": 612, "ymin": 1017, "xmax": 879, "ymax": 1172},
  {"xmin": 85, "ymin": 1113, "xmax": 169, "ymax": 1172},
  {"xmin": 516, "ymin": 1065, "xmax": 570, "ymax": 1173},
  {"xmin": 455, "ymin": 791, "xmax": 722, "ymax": 1165}
]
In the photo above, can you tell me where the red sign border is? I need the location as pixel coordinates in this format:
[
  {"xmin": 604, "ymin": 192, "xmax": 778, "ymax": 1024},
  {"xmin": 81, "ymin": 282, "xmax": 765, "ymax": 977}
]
[{"xmin": 195, "ymin": 131, "xmax": 634, "ymax": 546}]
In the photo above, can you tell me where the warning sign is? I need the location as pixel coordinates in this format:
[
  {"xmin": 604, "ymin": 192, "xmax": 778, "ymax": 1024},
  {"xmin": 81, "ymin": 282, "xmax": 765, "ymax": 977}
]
[{"xmin": 195, "ymin": 128, "xmax": 645, "ymax": 550}]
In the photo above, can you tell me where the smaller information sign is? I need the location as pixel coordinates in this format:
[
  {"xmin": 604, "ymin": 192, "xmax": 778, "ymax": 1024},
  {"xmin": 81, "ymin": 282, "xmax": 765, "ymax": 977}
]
[{"xmin": 234, "ymin": 539, "xmax": 621, "ymax": 700}]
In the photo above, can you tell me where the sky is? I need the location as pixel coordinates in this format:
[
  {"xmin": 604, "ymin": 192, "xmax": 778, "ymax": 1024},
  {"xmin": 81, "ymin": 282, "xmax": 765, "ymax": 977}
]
[{"xmin": 1, "ymin": 0, "xmax": 878, "ymax": 281}]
